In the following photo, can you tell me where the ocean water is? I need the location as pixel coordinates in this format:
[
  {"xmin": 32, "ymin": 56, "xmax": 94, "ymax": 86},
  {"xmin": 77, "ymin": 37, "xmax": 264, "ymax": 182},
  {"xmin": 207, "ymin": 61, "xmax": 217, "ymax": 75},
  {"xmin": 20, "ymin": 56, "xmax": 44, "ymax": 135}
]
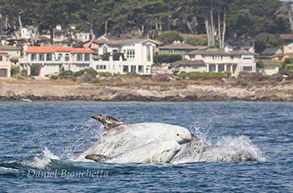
[{"xmin": 0, "ymin": 101, "xmax": 292, "ymax": 192}]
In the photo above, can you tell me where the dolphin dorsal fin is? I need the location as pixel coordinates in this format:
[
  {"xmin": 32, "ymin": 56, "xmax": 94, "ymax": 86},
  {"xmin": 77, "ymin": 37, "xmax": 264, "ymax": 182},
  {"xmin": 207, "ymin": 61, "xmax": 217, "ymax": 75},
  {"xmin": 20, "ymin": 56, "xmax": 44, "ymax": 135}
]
[
  {"xmin": 91, "ymin": 115, "xmax": 124, "ymax": 130},
  {"xmin": 85, "ymin": 154, "xmax": 111, "ymax": 162}
]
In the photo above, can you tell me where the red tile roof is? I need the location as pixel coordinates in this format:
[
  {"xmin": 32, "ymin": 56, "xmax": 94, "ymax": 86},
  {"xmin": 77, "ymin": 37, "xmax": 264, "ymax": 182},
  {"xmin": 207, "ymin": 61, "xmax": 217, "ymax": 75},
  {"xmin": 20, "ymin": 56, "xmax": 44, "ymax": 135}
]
[
  {"xmin": 24, "ymin": 47, "xmax": 56, "ymax": 53},
  {"xmin": 70, "ymin": 48, "xmax": 94, "ymax": 53},
  {"xmin": 0, "ymin": 50, "xmax": 8, "ymax": 54},
  {"xmin": 24, "ymin": 46, "xmax": 94, "ymax": 54}
]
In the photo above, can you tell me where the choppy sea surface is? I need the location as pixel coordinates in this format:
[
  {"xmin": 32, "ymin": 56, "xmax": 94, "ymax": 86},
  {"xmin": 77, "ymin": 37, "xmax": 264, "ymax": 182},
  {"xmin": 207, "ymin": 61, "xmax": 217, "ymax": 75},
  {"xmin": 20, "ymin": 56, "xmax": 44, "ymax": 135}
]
[{"xmin": 0, "ymin": 101, "xmax": 292, "ymax": 192}]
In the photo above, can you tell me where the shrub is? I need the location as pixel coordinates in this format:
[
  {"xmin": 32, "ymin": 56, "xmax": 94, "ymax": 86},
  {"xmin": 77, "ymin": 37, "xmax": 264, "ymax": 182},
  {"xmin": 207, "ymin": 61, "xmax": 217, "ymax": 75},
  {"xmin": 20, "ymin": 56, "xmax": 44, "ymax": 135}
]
[
  {"xmin": 281, "ymin": 58, "xmax": 293, "ymax": 70},
  {"xmin": 101, "ymin": 52, "xmax": 110, "ymax": 61},
  {"xmin": 16, "ymin": 76, "xmax": 25, "ymax": 80},
  {"xmin": 80, "ymin": 73, "xmax": 93, "ymax": 83},
  {"xmin": 157, "ymin": 31, "xmax": 184, "ymax": 44},
  {"xmin": 269, "ymin": 73, "xmax": 283, "ymax": 81},
  {"xmin": 224, "ymin": 71, "xmax": 231, "ymax": 77},
  {"xmin": 154, "ymin": 54, "xmax": 182, "ymax": 64},
  {"xmin": 152, "ymin": 74, "xmax": 170, "ymax": 82},
  {"xmin": 21, "ymin": 69, "xmax": 28, "ymax": 77},
  {"xmin": 89, "ymin": 77, "xmax": 100, "ymax": 84},
  {"xmin": 256, "ymin": 60, "xmax": 264, "ymax": 68},
  {"xmin": 185, "ymin": 36, "xmax": 208, "ymax": 46},
  {"xmin": 51, "ymin": 75, "xmax": 58, "ymax": 80},
  {"xmin": 59, "ymin": 70, "xmax": 73, "ymax": 79},
  {"xmin": 73, "ymin": 68, "xmax": 97, "ymax": 78},
  {"xmin": 113, "ymin": 52, "xmax": 125, "ymax": 61},
  {"xmin": 176, "ymin": 71, "xmax": 226, "ymax": 79},
  {"xmin": 98, "ymin": 72, "xmax": 113, "ymax": 77},
  {"xmin": 126, "ymin": 72, "xmax": 139, "ymax": 78},
  {"xmin": 238, "ymin": 71, "xmax": 268, "ymax": 81},
  {"xmin": 11, "ymin": 66, "xmax": 20, "ymax": 76}
]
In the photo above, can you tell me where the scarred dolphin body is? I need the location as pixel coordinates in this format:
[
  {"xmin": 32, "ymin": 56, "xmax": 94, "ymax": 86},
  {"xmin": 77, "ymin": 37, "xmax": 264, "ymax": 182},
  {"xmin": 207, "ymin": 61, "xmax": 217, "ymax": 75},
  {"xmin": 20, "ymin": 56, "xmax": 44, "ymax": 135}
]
[
  {"xmin": 85, "ymin": 140, "xmax": 181, "ymax": 164},
  {"xmin": 75, "ymin": 115, "xmax": 192, "ymax": 162}
]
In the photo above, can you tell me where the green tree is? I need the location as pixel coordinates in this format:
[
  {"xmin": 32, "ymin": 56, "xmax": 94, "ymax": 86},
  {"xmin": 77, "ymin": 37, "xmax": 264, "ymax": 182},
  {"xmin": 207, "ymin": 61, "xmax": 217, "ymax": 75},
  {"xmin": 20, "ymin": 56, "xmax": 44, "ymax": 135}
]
[
  {"xmin": 254, "ymin": 33, "xmax": 284, "ymax": 53},
  {"xmin": 185, "ymin": 36, "xmax": 207, "ymax": 46},
  {"xmin": 157, "ymin": 31, "xmax": 183, "ymax": 44}
]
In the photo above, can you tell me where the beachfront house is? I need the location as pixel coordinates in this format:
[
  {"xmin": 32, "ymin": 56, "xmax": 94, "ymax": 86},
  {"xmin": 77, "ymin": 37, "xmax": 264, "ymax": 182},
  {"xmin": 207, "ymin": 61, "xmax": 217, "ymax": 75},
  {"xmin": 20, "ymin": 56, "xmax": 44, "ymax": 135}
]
[
  {"xmin": 171, "ymin": 47, "xmax": 256, "ymax": 76},
  {"xmin": 19, "ymin": 46, "xmax": 94, "ymax": 77},
  {"xmin": 89, "ymin": 38, "xmax": 161, "ymax": 75},
  {"xmin": 0, "ymin": 50, "xmax": 11, "ymax": 77},
  {"xmin": 0, "ymin": 45, "xmax": 21, "ymax": 65},
  {"xmin": 280, "ymin": 34, "xmax": 293, "ymax": 54},
  {"xmin": 258, "ymin": 60, "xmax": 280, "ymax": 75}
]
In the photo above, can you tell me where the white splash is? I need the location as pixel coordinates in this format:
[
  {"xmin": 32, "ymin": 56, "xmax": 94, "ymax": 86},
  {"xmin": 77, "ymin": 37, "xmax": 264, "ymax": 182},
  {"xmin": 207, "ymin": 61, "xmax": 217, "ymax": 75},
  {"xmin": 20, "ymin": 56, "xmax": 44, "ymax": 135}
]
[
  {"xmin": 21, "ymin": 147, "xmax": 60, "ymax": 169},
  {"xmin": 43, "ymin": 147, "xmax": 60, "ymax": 160},
  {"xmin": 216, "ymin": 135, "xmax": 266, "ymax": 162},
  {"xmin": 172, "ymin": 127, "xmax": 266, "ymax": 163},
  {"xmin": 61, "ymin": 119, "xmax": 104, "ymax": 161}
]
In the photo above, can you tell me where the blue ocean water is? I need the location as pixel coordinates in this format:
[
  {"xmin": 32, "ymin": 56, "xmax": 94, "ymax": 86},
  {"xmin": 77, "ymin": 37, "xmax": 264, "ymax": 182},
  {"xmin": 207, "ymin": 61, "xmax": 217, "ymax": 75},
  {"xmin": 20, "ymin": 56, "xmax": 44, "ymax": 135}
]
[{"xmin": 0, "ymin": 101, "xmax": 292, "ymax": 192}]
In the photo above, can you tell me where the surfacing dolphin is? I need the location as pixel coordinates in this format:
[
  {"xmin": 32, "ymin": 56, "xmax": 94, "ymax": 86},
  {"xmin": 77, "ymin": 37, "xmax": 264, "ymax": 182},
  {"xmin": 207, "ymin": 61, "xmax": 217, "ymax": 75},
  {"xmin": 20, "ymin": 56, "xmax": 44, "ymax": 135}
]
[
  {"xmin": 171, "ymin": 134, "xmax": 258, "ymax": 163},
  {"xmin": 75, "ymin": 115, "xmax": 192, "ymax": 162}
]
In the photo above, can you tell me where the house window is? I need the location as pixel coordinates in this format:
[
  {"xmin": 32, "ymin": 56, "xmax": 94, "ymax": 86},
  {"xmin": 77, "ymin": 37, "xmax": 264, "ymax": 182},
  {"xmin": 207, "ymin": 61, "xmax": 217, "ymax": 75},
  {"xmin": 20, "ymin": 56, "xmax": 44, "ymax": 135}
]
[
  {"xmin": 56, "ymin": 53, "xmax": 62, "ymax": 61},
  {"xmin": 131, "ymin": 66, "xmax": 136, "ymax": 72},
  {"xmin": 218, "ymin": 64, "xmax": 225, "ymax": 72},
  {"xmin": 0, "ymin": 56, "xmax": 2, "ymax": 61},
  {"xmin": 126, "ymin": 49, "xmax": 135, "ymax": 59},
  {"xmin": 193, "ymin": 66, "xmax": 198, "ymax": 69},
  {"xmin": 123, "ymin": 66, "xmax": 129, "ymax": 73},
  {"xmin": 55, "ymin": 34, "xmax": 61, "ymax": 39},
  {"xmin": 243, "ymin": 66, "xmax": 252, "ymax": 71},
  {"xmin": 96, "ymin": 65, "xmax": 106, "ymax": 70},
  {"xmin": 84, "ymin": 54, "xmax": 90, "ymax": 61},
  {"xmin": 39, "ymin": 54, "xmax": 44, "ymax": 61},
  {"xmin": 65, "ymin": 54, "xmax": 70, "ymax": 61},
  {"xmin": 243, "ymin": 55, "xmax": 253, "ymax": 59},
  {"xmin": 147, "ymin": 46, "xmax": 151, "ymax": 61},
  {"xmin": 77, "ymin": 54, "xmax": 82, "ymax": 61},
  {"xmin": 31, "ymin": 54, "xmax": 36, "ymax": 61},
  {"xmin": 138, "ymin": 66, "xmax": 144, "ymax": 73},
  {"xmin": 103, "ymin": 47, "xmax": 108, "ymax": 54},
  {"xmin": 46, "ymin": 54, "xmax": 52, "ymax": 61}
]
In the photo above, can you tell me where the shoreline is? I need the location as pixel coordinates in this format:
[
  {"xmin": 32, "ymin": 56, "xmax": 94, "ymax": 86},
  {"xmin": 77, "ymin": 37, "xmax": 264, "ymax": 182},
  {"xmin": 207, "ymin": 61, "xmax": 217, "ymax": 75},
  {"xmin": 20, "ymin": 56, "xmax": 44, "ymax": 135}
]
[{"xmin": 1, "ymin": 81, "xmax": 293, "ymax": 102}]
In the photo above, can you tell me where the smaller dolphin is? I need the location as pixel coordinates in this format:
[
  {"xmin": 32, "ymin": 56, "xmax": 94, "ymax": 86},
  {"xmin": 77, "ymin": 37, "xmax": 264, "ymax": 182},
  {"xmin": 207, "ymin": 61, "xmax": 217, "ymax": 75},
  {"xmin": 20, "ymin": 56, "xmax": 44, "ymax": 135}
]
[
  {"xmin": 172, "ymin": 134, "xmax": 257, "ymax": 163},
  {"xmin": 85, "ymin": 140, "xmax": 181, "ymax": 164}
]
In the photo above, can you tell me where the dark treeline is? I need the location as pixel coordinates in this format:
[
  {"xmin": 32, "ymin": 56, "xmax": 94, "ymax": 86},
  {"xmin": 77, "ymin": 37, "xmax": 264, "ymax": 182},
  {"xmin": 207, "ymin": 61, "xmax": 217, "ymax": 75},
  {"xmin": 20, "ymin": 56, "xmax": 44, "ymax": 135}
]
[{"xmin": 0, "ymin": 0, "xmax": 292, "ymax": 48}]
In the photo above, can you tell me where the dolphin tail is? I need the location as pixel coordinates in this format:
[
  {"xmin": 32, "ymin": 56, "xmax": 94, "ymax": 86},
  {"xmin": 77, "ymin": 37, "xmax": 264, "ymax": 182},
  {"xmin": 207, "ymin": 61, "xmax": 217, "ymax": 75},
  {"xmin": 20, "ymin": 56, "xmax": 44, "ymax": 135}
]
[
  {"xmin": 85, "ymin": 154, "xmax": 112, "ymax": 162},
  {"xmin": 91, "ymin": 115, "xmax": 124, "ymax": 130}
]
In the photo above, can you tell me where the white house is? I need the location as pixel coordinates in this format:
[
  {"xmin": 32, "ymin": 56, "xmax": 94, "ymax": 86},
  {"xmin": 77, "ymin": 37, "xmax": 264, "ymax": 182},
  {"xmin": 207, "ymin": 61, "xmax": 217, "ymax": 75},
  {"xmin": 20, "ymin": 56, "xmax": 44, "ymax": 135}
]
[
  {"xmin": 92, "ymin": 39, "xmax": 159, "ymax": 75},
  {"xmin": 258, "ymin": 60, "xmax": 279, "ymax": 75},
  {"xmin": 172, "ymin": 47, "xmax": 256, "ymax": 76},
  {"xmin": 19, "ymin": 46, "xmax": 94, "ymax": 77}
]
